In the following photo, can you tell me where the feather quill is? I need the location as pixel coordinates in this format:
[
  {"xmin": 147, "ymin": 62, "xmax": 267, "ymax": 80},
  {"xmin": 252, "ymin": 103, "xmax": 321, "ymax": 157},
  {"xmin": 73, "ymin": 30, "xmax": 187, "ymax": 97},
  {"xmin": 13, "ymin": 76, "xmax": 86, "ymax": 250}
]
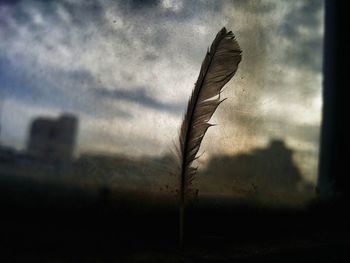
[{"xmin": 177, "ymin": 27, "xmax": 241, "ymax": 245}]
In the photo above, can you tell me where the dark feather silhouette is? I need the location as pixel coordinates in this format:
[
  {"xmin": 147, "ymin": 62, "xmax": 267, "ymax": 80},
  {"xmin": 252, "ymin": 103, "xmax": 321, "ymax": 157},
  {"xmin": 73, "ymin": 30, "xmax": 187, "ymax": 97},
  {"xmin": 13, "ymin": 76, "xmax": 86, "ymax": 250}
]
[{"xmin": 177, "ymin": 27, "xmax": 242, "ymax": 245}]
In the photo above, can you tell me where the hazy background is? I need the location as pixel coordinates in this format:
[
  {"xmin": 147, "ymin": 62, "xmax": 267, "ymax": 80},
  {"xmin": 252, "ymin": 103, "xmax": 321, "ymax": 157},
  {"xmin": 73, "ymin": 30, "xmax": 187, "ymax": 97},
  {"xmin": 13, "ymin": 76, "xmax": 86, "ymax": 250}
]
[{"xmin": 0, "ymin": 0, "xmax": 323, "ymax": 186}]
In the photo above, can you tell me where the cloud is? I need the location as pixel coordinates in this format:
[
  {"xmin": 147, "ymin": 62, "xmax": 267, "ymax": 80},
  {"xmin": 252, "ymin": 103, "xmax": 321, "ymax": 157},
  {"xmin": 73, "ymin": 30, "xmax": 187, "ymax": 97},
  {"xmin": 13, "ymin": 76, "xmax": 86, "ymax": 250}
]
[
  {"xmin": 118, "ymin": 0, "xmax": 161, "ymax": 11},
  {"xmin": 94, "ymin": 87, "xmax": 184, "ymax": 113},
  {"xmin": 279, "ymin": 0, "xmax": 324, "ymax": 73},
  {"xmin": 0, "ymin": 0, "xmax": 323, "ymax": 182},
  {"xmin": 216, "ymin": 0, "xmax": 323, "ymax": 134},
  {"xmin": 0, "ymin": 57, "xmax": 131, "ymax": 119}
]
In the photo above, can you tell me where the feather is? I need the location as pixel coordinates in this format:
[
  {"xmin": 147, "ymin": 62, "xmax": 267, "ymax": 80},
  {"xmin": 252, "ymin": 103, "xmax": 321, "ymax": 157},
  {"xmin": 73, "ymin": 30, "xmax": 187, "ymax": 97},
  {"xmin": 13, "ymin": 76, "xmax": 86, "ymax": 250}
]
[{"xmin": 177, "ymin": 27, "xmax": 242, "ymax": 245}]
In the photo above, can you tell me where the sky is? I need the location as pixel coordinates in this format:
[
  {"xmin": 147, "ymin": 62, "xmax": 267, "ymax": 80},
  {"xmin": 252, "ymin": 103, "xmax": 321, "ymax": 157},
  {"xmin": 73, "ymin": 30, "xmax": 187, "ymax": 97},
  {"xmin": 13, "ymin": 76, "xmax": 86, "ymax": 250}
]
[{"xmin": 0, "ymin": 0, "xmax": 323, "ymax": 183}]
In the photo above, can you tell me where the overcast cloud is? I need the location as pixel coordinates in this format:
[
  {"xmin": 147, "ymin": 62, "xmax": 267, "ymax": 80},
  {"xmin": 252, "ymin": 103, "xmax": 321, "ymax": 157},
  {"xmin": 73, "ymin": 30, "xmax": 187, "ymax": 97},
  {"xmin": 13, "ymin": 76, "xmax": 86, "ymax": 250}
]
[{"xmin": 0, "ymin": 0, "xmax": 323, "ymax": 183}]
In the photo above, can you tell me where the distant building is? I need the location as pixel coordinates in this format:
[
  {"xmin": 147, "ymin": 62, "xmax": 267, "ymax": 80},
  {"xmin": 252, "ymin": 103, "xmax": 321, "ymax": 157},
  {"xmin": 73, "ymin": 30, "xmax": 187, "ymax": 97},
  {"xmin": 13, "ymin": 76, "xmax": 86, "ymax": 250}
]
[
  {"xmin": 199, "ymin": 139, "xmax": 309, "ymax": 196},
  {"xmin": 27, "ymin": 114, "xmax": 78, "ymax": 162}
]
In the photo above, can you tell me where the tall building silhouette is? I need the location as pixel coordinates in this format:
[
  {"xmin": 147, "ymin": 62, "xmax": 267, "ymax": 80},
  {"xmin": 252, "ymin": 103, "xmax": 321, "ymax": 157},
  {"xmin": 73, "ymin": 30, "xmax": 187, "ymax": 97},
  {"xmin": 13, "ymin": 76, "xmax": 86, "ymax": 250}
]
[{"xmin": 27, "ymin": 114, "xmax": 78, "ymax": 162}]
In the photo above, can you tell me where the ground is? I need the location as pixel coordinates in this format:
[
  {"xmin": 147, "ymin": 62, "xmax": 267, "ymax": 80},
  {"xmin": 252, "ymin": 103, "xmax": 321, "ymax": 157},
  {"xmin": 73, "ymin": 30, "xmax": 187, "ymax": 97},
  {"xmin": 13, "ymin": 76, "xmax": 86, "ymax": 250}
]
[{"xmin": 1, "ymin": 175, "xmax": 348, "ymax": 262}]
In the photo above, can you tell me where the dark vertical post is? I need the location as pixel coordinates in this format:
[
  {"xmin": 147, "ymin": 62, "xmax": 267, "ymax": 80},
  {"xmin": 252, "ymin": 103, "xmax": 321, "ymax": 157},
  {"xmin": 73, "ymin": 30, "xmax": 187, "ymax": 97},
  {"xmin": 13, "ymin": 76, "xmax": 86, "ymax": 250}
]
[{"xmin": 318, "ymin": 0, "xmax": 349, "ymax": 200}]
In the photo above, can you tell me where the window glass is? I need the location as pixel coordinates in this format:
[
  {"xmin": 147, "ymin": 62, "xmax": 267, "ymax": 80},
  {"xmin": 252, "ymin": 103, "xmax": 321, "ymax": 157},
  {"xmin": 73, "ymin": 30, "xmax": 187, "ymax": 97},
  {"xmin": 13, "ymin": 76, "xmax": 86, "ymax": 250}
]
[{"xmin": 0, "ymin": 0, "xmax": 323, "ymax": 206}]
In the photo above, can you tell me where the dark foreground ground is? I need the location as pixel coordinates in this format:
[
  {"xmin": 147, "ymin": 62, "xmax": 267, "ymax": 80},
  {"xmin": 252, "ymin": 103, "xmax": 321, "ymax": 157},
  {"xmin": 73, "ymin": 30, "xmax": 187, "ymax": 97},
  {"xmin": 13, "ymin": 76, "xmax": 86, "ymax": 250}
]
[{"xmin": 1, "ymin": 175, "xmax": 349, "ymax": 262}]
